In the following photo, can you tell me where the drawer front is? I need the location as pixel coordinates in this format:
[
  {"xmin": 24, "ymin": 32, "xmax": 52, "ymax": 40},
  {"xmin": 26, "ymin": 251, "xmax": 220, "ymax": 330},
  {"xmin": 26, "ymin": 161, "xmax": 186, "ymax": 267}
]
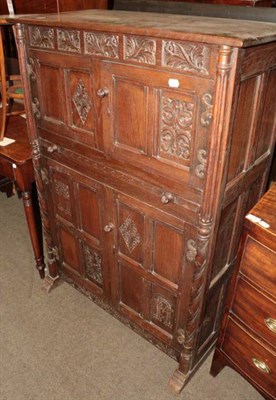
[
  {"xmin": 240, "ymin": 235, "xmax": 276, "ymax": 296},
  {"xmin": 41, "ymin": 140, "xmax": 200, "ymax": 226},
  {"xmin": 232, "ymin": 277, "xmax": 276, "ymax": 347},
  {"xmin": 222, "ymin": 318, "xmax": 276, "ymax": 398}
]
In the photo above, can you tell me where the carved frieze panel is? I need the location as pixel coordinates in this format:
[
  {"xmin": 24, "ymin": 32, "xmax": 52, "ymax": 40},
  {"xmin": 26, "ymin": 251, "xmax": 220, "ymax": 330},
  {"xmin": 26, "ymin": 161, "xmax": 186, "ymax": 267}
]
[
  {"xmin": 29, "ymin": 26, "xmax": 54, "ymax": 49},
  {"xmin": 72, "ymin": 80, "xmax": 91, "ymax": 124},
  {"xmin": 162, "ymin": 40, "xmax": 210, "ymax": 75},
  {"xmin": 57, "ymin": 29, "xmax": 81, "ymax": 53},
  {"xmin": 119, "ymin": 216, "xmax": 141, "ymax": 253},
  {"xmin": 84, "ymin": 32, "xmax": 119, "ymax": 59},
  {"xmin": 123, "ymin": 36, "xmax": 156, "ymax": 65},
  {"xmin": 159, "ymin": 96, "xmax": 194, "ymax": 161},
  {"xmin": 152, "ymin": 294, "xmax": 174, "ymax": 329},
  {"xmin": 83, "ymin": 245, "xmax": 103, "ymax": 285}
]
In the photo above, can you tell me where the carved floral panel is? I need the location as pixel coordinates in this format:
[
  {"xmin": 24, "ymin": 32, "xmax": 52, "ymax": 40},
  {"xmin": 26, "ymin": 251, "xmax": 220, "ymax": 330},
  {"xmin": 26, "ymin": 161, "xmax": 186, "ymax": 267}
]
[
  {"xmin": 159, "ymin": 95, "xmax": 194, "ymax": 162},
  {"xmin": 119, "ymin": 216, "xmax": 141, "ymax": 253},
  {"xmin": 53, "ymin": 179, "xmax": 71, "ymax": 217},
  {"xmin": 152, "ymin": 294, "xmax": 174, "ymax": 330},
  {"xmin": 123, "ymin": 36, "xmax": 156, "ymax": 65},
  {"xmin": 162, "ymin": 40, "xmax": 210, "ymax": 75},
  {"xmin": 83, "ymin": 245, "xmax": 103, "ymax": 286},
  {"xmin": 72, "ymin": 80, "xmax": 91, "ymax": 124},
  {"xmin": 57, "ymin": 29, "xmax": 81, "ymax": 53},
  {"xmin": 29, "ymin": 26, "xmax": 54, "ymax": 49},
  {"xmin": 84, "ymin": 32, "xmax": 119, "ymax": 59}
]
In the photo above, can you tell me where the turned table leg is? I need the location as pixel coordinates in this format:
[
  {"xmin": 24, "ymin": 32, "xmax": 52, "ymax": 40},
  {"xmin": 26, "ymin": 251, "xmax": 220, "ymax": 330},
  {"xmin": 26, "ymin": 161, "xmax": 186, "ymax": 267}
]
[{"xmin": 21, "ymin": 190, "xmax": 45, "ymax": 279}]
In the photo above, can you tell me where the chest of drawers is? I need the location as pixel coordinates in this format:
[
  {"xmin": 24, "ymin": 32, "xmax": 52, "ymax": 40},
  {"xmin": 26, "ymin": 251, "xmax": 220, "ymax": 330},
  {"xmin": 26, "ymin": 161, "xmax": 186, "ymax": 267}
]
[
  {"xmin": 12, "ymin": 10, "xmax": 276, "ymax": 394},
  {"xmin": 211, "ymin": 184, "xmax": 276, "ymax": 399}
]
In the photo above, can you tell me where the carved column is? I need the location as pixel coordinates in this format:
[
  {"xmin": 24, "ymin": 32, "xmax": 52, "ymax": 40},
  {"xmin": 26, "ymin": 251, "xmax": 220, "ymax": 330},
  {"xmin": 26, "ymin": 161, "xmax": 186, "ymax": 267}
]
[
  {"xmin": 169, "ymin": 45, "xmax": 236, "ymax": 394},
  {"xmin": 14, "ymin": 24, "xmax": 60, "ymax": 292}
]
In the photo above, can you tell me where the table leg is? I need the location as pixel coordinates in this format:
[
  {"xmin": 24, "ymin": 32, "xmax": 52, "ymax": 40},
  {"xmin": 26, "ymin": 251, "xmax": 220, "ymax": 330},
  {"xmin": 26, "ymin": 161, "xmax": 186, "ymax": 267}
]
[{"xmin": 22, "ymin": 190, "xmax": 45, "ymax": 279}]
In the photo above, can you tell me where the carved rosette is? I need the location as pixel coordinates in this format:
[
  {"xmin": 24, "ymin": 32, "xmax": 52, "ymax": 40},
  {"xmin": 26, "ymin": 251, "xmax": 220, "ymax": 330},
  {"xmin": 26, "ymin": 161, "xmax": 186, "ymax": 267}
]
[
  {"xmin": 54, "ymin": 180, "xmax": 70, "ymax": 199},
  {"xmin": 119, "ymin": 216, "xmax": 141, "ymax": 253},
  {"xmin": 153, "ymin": 294, "xmax": 174, "ymax": 329},
  {"xmin": 124, "ymin": 36, "xmax": 156, "ymax": 65},
  {"xmin": 57, "ymin": 29, "xmax": 81, "ymax": 53},
  {"xmin": 83, "ymin": 245, "xmax": 103, "ymax": 285},
  {"xmin": 195, "ymin": 149, "xmax": 207, "ymax": 179},
  {"xmin": 162, "ymin": 40, "xmax": 209, "ymax": 75},
  {"xmin": 84, "ymin": 32, "xmax": 119, "ymax": 59},
  {"xmin": 201, "ymin": 93, "xmax": 213, "ymax": 127},
  {"xmin": 29, "ymin": 26, "xmax": 54, "ymax": 49},
  {"xmin": 72, "ymin": 80, "xmax": 91, "ymax": 124},
  {"xmin": 160, "ymin": 96, "xmax": 194, "ymax": 160}
]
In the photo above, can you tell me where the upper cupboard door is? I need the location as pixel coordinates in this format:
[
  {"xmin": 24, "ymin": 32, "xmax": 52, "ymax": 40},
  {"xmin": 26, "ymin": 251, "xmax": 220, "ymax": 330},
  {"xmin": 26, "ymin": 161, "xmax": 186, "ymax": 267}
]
[
  {"xmin": 100, "ymin": 63, "xmax": 214, "ymax": 190},
  {"xmin": 28, "ymin": 50, "xmax": 100, "ymax": 150}
]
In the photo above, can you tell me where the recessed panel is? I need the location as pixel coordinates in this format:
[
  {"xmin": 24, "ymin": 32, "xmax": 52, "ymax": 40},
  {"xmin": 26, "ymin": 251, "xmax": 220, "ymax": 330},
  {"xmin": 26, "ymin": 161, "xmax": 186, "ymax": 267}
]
[
  {"xmin": 59, "ymin": 226, "xmax": 80, "ymax": 273},
  {"xmin": 114, "ymin": 78, "xmax": 148, "ymax": 154},
  {"xmin": 40, "ymin": 64, "xmax": 64, "ymax": 122},
  {"xmin": 119, "ymin": 263, "xmax": 143, "ymax": 315},
  {"xmin": 78, "ymin": 184, "xmax": 101, "ymax": 240},
  {"xmin": 153, "ymin": 221, "xmax": 183, "ymax": 285}
]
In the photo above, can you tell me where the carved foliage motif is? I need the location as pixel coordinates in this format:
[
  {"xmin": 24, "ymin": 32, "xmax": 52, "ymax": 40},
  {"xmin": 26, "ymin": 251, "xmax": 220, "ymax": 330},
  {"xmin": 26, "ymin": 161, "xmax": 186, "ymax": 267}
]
[
  {"xmin": 29, "ymin": 26, "xmax": 54, "ymax": 49},
  {"xmin": 124, "ymin": 36, "xmax": 156, "ymax": 65},
  {"xmin": 195, "ymin": 149, "xmax": 207, "ymax": 179},
  {"xmin": 153, "ymin": 294, "xmax": 174, "ymax": 329},
  {"xmin": 28, "ymin": 57, "xmax": 36, "ymax": 81},
  {"xmin": 186, "ymin": 239, "xmax": 197, "ymax": 262},
  {"xmin": 162, "ymin": 40, "xmax": 209, "ymax": 75},
  {"xmin": 54, "ymin": 180, "xmax": 71, "ymax": 215},
  {"xmin": 57, "ymin": 29, "xmax": 81, "ymax": 53},
  {"xmin": 201, "ymin": 93, "xmax": 213, "ymax": 127},
  {"xmin": 119, "ymin": 216, "xmax": 141, "ymax": 253},
  {"xmin": 83, "ymin": 245, "xmax": 103, "ymax": 285},
  {"xmin": 84, "ymin": 32, "xmax": 119, "ymax": 59},
  {"xmin": 160, "ymin": 96, "xmax": 194, "ymax": 160},
  {"xmin": 32, "ymin": 98, "xmax": 41, "ymax": 119},
  {"xmin": 72, "ymin": 80, "xmax": 91, "ymax": 124}
]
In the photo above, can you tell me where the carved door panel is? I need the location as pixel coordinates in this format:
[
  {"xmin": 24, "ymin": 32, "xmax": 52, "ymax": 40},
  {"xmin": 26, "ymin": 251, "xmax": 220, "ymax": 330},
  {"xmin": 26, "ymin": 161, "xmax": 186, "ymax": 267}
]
[
  {"xmin": 99, "ymin": 62, "xmax": 214, "ymax": 189},
  {"xmin": 106, "ymin": 188, "xmax": 188, "ymax": 346},
  {"xmin": 45, "ymin": 159, "xmax": 109, "ymax": 295},
  {"xmin": 28, "ymin": 49, "xmax": 100, "ymax": 150}
]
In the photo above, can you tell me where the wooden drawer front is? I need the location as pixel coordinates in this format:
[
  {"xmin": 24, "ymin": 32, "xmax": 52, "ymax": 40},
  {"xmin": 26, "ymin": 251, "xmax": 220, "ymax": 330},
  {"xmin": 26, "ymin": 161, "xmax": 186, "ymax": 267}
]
[
  {"xmin": 232, "ymin": 278, "xmax": 276, "ymax": 348},
  {"xmin": 41, "ymin": 140, "xmax": 200, "ymax": 226},
  {"xmin": 222, "ymin": 318, "xmax": 276, "ymax": 398},
  {"xmin": 240, "ymin": 235, "xmax": 276, "ymax": 296}
]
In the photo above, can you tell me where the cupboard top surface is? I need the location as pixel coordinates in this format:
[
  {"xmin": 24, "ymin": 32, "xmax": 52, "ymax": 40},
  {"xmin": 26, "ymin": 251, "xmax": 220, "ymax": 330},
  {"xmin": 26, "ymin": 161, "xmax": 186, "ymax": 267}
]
[{"xmin": 9, "ymin": 9, "xmax": 276, "ymax": 47}]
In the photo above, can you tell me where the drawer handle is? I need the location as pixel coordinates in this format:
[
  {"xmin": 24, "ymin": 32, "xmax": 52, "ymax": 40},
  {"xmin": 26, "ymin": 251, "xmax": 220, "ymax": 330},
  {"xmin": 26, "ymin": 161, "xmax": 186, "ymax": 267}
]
[
  {"xmin": 252, "ymin": 358, "xmax": 271, "ymax": 374},
  {"xmin": 47, "ymin": 144, "xmax": 58, "ymax": 153},
  {"xmin": 264, "ymin": 317, "xmax": 276, "ymax": 333},
  {"xmin": 97, "ymin": 87, "xmax": 109, "ymax": 98},
  {"xmin": 161, "ymin": 192, "xmax": 173, "ymax": 204},
  {"xmin": 104, "ymin": 223, "xmax": 114, "ymax": 233}
]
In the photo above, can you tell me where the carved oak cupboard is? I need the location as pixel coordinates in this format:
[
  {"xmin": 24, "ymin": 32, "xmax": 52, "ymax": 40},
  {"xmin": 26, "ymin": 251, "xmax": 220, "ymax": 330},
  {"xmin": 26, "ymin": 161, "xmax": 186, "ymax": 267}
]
[{"xmin": 12, "ymin": 10, "xmax": 276, "ymax": 394}]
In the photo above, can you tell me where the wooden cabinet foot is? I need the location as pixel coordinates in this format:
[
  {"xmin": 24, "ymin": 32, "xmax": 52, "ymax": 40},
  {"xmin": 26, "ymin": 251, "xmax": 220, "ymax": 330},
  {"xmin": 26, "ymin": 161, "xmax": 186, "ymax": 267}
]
[
  {"xmin": 41, "ymin": 275, "xmax": 61, "ymax": 293},
  {"xmin": 210, "ymin": 349, "xmax": 227, "ymax": 377},
  {"xmin": 167, "ymin": 369, "xmax": 187, "ymax": 395}
]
